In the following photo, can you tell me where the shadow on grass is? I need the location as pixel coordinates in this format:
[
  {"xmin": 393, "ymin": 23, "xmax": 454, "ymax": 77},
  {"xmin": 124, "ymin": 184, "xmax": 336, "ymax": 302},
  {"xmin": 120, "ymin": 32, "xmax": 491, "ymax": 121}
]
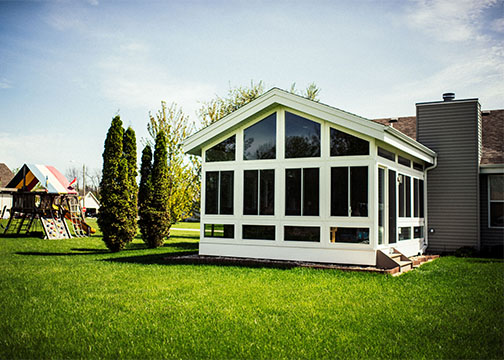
[
  {"xmin": 104, "ymin": 250, "xmax": 304, "ymax": 270},
  {"xmin": 16, "ymin": 250, "xmax": 109, "ymax": 256},
  {"xmin": 104, "ymin": 250, "xmax": 198, "ymax": 265},
  {"xmin": 162, "ymin": 242, "xmax": 199, "ymax": 250}
]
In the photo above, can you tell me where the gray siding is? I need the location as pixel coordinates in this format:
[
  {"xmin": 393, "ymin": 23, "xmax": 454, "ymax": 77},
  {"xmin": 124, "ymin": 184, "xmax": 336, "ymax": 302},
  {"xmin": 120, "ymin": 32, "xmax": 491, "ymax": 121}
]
[
  {"xmin": 480, "ymin": 174, "xmax": 504, "ymax": 248},
  {"xmin": 417, "ymin": 100, "xmax": 480, "ymax": 252}
]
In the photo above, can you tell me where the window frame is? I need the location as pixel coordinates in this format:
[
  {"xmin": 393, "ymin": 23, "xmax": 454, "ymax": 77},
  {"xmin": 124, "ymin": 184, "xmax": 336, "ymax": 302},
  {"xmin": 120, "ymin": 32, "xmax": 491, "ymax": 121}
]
[
  {"xmin": 330, "ymin": 166, "xmax": 369, "ymax": 218},
  {"xmin": 329, "ymin": 127, "xmax": 369, "ymax": 157},
  {"xmin": 243, "ymin": 113, "xmax": 277, "ymax": 161},
  {"xmin": 284, "ymin": 111, "xmax": 321, "ymax": 159},
  {"xmin": 205, "ymin": 135, "xmax": 236, "ymax": 163},
  {"xmin": 285, "ymin": 167, "xmax": 320, "ymax": 216},
  {"xmin": 243, "ymin": 169, "xmax": 275, "ymax": 216},
  {"xmin": 204, "ymin": 170, "xmax": 234, "ymax": 215},
  {"xmin": 488, "ymin": 174, "xmax": 504, "ymax": 229}
]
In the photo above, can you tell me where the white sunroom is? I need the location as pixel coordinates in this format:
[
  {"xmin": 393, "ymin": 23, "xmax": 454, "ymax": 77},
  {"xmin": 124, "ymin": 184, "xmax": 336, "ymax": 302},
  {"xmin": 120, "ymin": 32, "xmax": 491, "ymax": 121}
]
[{"xmin": 183, "ymin": 88, "xmax": 436, "ymax": 266}]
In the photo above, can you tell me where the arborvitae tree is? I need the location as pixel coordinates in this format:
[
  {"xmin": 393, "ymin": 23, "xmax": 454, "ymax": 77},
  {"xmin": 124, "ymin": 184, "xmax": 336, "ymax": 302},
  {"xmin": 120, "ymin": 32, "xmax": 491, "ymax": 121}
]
[
  {"xmin": 123, "ymin": 127, "xmax": 138, "ymax": 242},
  {"xmin": 98, "ymin": 115, "xmax": 131, "ymax": 252},
  {"xmin": 138, "ymin": 145, "xmax": 154, "ymax": 244},
  {"xmin": 142, "ymin": 132, "xmax": 170, "ymax": 248}
]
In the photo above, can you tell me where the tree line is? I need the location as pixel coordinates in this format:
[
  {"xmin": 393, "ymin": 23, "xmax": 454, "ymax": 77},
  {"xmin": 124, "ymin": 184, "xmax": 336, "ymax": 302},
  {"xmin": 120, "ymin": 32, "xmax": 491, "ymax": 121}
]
[{"xmin": 98, "ymin": 82, "xmax": 320, "ymax": 251}]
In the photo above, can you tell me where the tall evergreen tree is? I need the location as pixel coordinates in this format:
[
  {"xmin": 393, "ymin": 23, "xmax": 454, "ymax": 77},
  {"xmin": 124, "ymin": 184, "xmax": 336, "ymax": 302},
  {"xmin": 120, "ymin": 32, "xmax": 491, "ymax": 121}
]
[
  {"xmin": 123, "ymin": 127, "xmax": 138, "ymax": 242},
  {"xmin": 98, "ymin": 116, "xmax": 131, "ymax": 251},
  {"xmin": 138, "ymin": 145, "xmax": 154, "ymax": 245},
  {"xmin": 142, "ymin": 132, "xmax": 170, "ymax": 247}
]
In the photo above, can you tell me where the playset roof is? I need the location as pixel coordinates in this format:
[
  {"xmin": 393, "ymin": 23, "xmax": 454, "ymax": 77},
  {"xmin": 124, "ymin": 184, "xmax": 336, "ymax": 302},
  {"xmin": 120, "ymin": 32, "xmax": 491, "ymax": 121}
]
[{"xmin": 6, "ymin": 164, "xmax": 77, "ymax": 194}]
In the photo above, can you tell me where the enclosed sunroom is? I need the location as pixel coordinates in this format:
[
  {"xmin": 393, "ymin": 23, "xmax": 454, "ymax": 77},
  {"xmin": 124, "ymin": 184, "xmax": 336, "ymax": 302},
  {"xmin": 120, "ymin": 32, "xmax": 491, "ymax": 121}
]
[{"xmin": 184, "ymin": 88, "xmax": 436, "ymax": 266}]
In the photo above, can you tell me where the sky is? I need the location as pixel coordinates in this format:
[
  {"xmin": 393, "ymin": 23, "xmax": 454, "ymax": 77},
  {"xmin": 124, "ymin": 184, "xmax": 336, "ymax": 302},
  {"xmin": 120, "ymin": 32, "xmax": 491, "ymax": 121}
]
[{"xmin": 0, "ymin": 0, "xmax": 503, "ymax": 178}]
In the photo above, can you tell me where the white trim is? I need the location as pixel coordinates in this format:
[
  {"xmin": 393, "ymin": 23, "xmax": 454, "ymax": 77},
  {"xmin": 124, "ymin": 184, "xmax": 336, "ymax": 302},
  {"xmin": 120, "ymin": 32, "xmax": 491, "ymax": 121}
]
[
  {"xmin": 480, "ymin": 164, "xmax": 504, "ymax": 174},
  {"xmin": 185, "ymin": 88, "xmax": 435, "ymax": 163}
]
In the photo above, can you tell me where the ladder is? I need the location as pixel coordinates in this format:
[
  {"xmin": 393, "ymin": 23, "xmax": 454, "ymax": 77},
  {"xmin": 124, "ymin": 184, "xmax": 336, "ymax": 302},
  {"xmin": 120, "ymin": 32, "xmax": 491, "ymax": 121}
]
[
  {"xmin": 66, "ymin": 197, "xmax": 86, "ymax": 237},
  {"xmin": 3, "ymin": 211, "xmax": 35, "ymax": 235}
]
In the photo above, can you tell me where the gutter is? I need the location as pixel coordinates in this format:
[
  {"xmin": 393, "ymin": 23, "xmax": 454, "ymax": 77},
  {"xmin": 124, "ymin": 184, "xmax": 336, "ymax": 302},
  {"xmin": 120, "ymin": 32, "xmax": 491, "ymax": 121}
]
[{"xmin": 422, "ymin": 156, "xmax": 438, "ymax": 253}]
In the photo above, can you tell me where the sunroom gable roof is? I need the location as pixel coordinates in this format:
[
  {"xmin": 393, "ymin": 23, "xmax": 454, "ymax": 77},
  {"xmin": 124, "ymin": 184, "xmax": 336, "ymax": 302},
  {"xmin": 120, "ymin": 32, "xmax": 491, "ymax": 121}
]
[{"xmin": 183, "ymin": 88, "xmax": 436, "ymax": 163}]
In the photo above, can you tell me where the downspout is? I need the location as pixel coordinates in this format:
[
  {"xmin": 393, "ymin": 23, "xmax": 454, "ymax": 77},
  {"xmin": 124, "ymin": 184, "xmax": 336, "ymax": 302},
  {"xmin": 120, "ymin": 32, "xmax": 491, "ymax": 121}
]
[{"xmin": 422, "ymin": 155, "xmax": 438, "ymax": 253}]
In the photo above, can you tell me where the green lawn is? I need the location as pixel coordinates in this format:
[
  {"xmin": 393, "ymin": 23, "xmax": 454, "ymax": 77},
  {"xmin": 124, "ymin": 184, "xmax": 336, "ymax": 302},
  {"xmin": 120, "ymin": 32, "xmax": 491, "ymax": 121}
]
[{"xmin": 0, "ymin": 222, "xmax": 503, "ymax": 359}]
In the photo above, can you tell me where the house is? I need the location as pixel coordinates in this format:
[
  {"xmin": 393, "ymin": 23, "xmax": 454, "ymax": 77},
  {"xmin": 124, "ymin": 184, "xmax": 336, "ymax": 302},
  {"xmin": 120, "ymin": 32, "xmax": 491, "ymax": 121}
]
[
  {"xmin": 0, "ymin": 163, "xmax": 14, "ymax": 218},
  {"xmin": 183, "ymin": 88, "xmax": 503, "ymax": 266},
  {"xmin": 79, "ymin": 192, "xmax": 100, "ymax": 217}
]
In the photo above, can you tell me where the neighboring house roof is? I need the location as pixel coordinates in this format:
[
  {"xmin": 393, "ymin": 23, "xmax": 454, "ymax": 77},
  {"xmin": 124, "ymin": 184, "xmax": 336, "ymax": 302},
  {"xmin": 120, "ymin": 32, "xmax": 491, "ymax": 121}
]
[
  {"xmin": 6, "ymin": 164, "xmax": 77, "ymax": 194},
  {"xmin": 183, "ymin": 88, "xmax": 436, "ymax": 163},
  {"xmin": 80, "ymin": 192, "xmax": 101, "ymax": 209},
  {"xmin": 481, "ymin": 110, "xmax": 504, "ymax": 165},
  {"xmin": 0, "ymin": 163, "xmax": 14, "ymax": 188},
  {"xmin": 372, "ymin": 109, "xmax": 504, "ymax": 165}
]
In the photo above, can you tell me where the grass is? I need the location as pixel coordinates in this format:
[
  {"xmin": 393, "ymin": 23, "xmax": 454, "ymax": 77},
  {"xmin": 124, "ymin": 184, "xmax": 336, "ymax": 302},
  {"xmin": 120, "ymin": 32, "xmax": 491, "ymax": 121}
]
[{"xmin": 0, "ymin": 221, "xmax": 503, "ymax": 359}]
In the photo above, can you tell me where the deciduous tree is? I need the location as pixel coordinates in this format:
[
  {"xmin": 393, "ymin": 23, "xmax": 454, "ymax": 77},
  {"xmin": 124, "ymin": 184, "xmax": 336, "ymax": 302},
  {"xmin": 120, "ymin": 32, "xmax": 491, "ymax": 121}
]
[{"xmin": 147, "ymin": 102, "xmax": 200, "ymax": 238}]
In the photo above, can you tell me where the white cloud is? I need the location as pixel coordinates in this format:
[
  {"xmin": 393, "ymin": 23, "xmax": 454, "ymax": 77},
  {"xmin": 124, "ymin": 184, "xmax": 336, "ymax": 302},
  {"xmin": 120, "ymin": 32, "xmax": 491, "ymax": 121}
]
[
  {"xmin": 491, "ymin": 17, "xmax": 504, "ymax": 32},
  {"xmin": 97, "ymin": 46, "xmax": 217, "ymax": 120},
  {"xmin": 0, "ymin": 78, "xmax": 12, "ymax": 89},
  {"xmin": 407, "ymin": 0, "xmax": 499, "ymax": 42},
  {"xmin": 0, "ymin": 132, "xmax": 97, "ymax": 172}
]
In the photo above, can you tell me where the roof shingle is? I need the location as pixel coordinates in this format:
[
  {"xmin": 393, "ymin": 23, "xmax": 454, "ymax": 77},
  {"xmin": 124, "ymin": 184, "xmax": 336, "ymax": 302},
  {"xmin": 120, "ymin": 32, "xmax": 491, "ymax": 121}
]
[{"xmin": 372, "ymin": 109, "xmax": 503, "ymax": 165}]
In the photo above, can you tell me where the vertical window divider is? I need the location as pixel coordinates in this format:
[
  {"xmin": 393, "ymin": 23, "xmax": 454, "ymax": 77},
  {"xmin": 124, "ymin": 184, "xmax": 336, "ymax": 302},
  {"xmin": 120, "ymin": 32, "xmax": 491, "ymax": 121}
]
[
  {"xmin": 257, "ymin": 170, "xmax": 261, "ymax": 215},
  {"xmin": 217, "ymin": 172, "xmax": 221, "ymax": 214},
  {"xmin": 301, "ymin": 169, "xmax": 305, "ymax": 216},
  {"xmin": 348, "ymin": 168, "xmax": 351, "ymax": 216}
]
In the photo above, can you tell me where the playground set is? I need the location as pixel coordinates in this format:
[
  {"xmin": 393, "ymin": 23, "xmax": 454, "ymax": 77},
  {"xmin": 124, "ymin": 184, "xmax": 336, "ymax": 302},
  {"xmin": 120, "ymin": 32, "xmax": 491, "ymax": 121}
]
[{"xmin": 0, "ymin": 164, "xmax": 96, "ymax": 239}]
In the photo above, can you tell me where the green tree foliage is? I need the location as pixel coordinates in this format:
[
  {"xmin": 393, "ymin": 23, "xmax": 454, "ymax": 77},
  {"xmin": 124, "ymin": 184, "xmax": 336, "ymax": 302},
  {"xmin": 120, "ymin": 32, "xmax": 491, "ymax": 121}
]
[
  {"xmin": 141, "ymin": 131, "xmax": 171, "ymax": 247},
  {"xmin": 289, "ymin": 82, "xmax": 321, "ymax": 102},
  {"xmin": 147, "ymin": 102, "xmax": 200, "ymax": 236},
  {"xmin": 98, "ymin": 115, "xmax": 133, "ymax": 252},
  {"xmin": 123, "ymin": 127, "xmax": 138, "ymax": 242},
  {"xmin": 138, "ymin": 145, "xmax": 154, "ymax": 244},
  {"xmin": 198, "ymin": 81, "xmax": 321, "ymax": 127},
  {"xmin": 198, "ymin": 81, "xmax": 265, "ymax": 127}
]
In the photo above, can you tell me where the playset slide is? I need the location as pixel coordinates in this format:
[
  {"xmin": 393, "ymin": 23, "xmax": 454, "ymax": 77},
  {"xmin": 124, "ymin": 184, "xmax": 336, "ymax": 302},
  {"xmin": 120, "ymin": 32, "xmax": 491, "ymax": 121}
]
[{"xmin": 64, "ymin": 212, "xmax": 96, "ymax": 234}]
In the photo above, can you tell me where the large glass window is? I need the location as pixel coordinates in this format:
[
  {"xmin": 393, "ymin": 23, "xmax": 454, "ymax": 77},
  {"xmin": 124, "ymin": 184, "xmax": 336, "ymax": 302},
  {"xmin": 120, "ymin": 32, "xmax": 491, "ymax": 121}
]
[
  {"xmin": 330, "ymin": 227, "xmax": 369, "ymax": 244},
  {"xmin": 413, "ymin": 162, "xmax": 424, "ymax": 171},
  {"xmin": 243, "ymin": 113, "xmax": 276, "ymax": 160},
  {"xmin": 330, "ymin": 166, "xmax": 368, "ymax": 217},
  {"xmin": 399, "ymin": 227, "xmax": 411, "ymax": 241},
  {"xmin": 489, "ymin": 175, "xmax": 504, "ymax": 227},
  {"xmin": 205, "ymin": 171, "xmax": 234, "ymax": 215},
  {"xmin": 243, "ymin": 170, "xmax": 274, "ymax": 215},
  {"xmin": 413, "ymin": 178, "xmax": 424, "ymax": 218},
  {"xmin": 206, "ymin": 135, "xmax": 236, "ymax": 162},
  {"xmin": 398, "ymin": 174, "xmax": 411, "ymax": 218},
  {"xmin": 243, "ymin": 225, "xmax": 275, "ymax": 240},
  {"xmin": 285, "ymin": 168, "xmax": 319, "ymax": 216},
  {"xmin": 378, "ymin": 147, "xmax": 395, "ymax": 161},
  {"xmin": 330, "ymin": 128, "xmax": 369, "ymax": 156},
  {"xmin": 398, "ymin": 156, "xmax": 411, "ymax": 167},
  {"xmin": 285, "ymin": 112, "xmax": 320, "ymax": 158},
  {"xmin": 284, "ymin": 226, "xmax": 320, "ymax": 242},
  {"xmin": 204, "ymin": 224, "xmax": 234, "ymax": 238},
  {"xmin": 414, "ymin": 226, "xmax": 424, "ymax": 238}
]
